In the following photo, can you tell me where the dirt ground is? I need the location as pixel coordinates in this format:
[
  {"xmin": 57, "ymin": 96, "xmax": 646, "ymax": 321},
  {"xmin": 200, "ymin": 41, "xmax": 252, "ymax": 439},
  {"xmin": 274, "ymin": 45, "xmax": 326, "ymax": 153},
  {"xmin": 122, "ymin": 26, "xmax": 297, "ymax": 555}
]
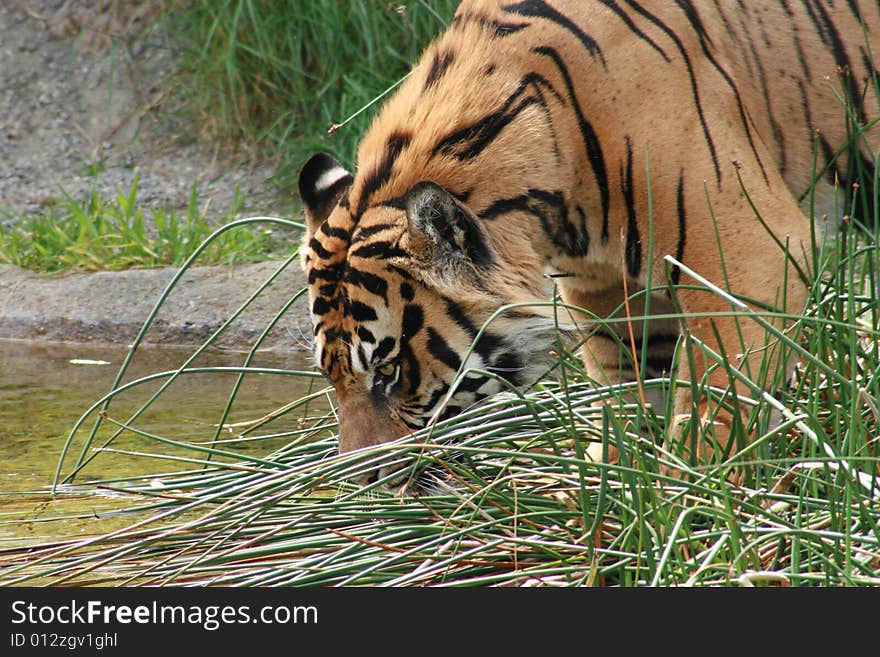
[
  {"xmin": 0, "ymin": 2, "xmax": 309, "ymax": 350},
  {"xmin": 0, "ymin": 0, "xmax": 288, "ymax": 219}
]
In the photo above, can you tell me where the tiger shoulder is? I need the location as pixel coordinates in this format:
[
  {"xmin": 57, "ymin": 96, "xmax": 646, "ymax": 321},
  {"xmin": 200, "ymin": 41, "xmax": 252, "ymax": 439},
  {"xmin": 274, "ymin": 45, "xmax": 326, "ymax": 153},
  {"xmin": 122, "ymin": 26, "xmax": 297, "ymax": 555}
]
[{"xmin": 298, "ymin": 0, "xmax": 879, "ymax": 482}]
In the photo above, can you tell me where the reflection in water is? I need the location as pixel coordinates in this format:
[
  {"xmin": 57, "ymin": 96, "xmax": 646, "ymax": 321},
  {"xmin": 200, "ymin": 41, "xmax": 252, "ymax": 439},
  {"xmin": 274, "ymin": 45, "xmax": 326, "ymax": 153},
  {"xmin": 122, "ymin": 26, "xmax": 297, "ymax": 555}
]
[{"xmin": 0, "ymin": 339, "xmax": 331, "ymax": 546}]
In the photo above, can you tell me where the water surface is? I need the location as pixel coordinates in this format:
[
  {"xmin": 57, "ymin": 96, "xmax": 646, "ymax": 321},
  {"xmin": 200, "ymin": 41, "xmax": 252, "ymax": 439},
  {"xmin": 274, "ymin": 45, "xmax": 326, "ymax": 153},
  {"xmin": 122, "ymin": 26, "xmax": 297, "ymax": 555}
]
[{"xmin": 0, "ymin": 339, "xmax": 327, "ymax": 547}]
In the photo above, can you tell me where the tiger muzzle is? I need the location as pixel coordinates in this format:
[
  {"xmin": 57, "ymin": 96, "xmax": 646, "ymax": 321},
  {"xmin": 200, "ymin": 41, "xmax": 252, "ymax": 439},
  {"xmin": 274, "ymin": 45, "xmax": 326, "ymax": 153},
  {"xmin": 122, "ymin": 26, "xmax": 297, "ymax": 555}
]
[{"xmin": 337, "ymin": 392, "xmax": 411, "ymax": 486}]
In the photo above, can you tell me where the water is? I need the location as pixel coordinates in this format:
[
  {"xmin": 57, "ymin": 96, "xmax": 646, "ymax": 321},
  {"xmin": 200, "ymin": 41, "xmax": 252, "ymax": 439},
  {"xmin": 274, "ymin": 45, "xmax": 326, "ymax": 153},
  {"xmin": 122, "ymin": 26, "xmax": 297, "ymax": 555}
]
[{"xmin": 0, "ymin": 339, "xmax": 327, "ymax": 547}]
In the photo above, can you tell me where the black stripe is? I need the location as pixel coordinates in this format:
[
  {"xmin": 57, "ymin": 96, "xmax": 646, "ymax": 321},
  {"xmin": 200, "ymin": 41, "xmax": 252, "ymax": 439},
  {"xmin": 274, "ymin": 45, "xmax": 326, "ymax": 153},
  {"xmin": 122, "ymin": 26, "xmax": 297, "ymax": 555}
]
[
  {"xmin": 744, "ymin": 27, "xmax": 786, "ymax": 175},
  {"xmin": 357, "ymin": 326, "xmax": 376, "ymax": 344},
  {"xmin": 636, "ymin": 333, "xmax": 679, "ymax": 374},
  {"xmin": 796, "ymin": 79, "xmax": 837, "ymax": 188},
  {"xmin": 643, "ymin": 355, "xmax": 674, "ymax": 374},
  {"xmin": 349, "ymin": 241, "xmax": 408, "ymax": 260},
  {"xmin": 443, "ymin": 296, "xmax": 477, "ymax": 336},
  {"xmin": 861, "ymin": 48, "xmax": 880, "ymax": 95},
  {"xmin": 396, "ymin": 318, "xmax": 423, "ymax": 396},
  {"xmin": 673, "ymin": 0, "xmax": 769, "ymax": 184},
  {"xmin": 442, "ymin": 296, "xmax": 504, "ymax": 361},
  {"xmin": 844, "ymin": 0, "xmax": 864, "ymax": 23},
  {"xmin": 410, "ymin": 387, "xmax": 448, "ymax": 415},
  {"xmin": 532, "ymin": 45, "xmax": 610, "ymax": 243},
  {"xmin": 357, "ymin": 344, "xmax": 369, "ymax": 371},
  {"xmin": 351, "ymin": 223, "xmax": 397, "ymax": 243},
  {"xmin": 318, "ymin": 223, "xmax": 350, "ymax": 241},
  {"xmin": 575, "ymin": 206, "xmax": 589, "ymax": 255},
  {"xmin": 343, "ymin": 267, "xmax": 389, "ymax": 302},
  {"xmin": 307, "ymin": 266, "xmax": 341, "ymax": 285},
  {"xmin": 624, "ymin": 0, "xmax": 721, "ymax": 184},
  {"xmin": 480, "ymin": 193, "xmax": 534, "ymax": 220},
  {"xmin": 456, "ymin": 374, "xmax": 491, "ymax": 393},
  {"xmin": 397, "ymin": 412, "xmax": 424, "ymax": 431},
  {"xmin": 453, "ymin": 187, "xmax": 475, "ymax": 204},
  {"xmin": 489, "ymin": 350, "xmax": 525, "ymax": 383},
  {"xmin": 356, "ymin": 131, "xmax": 411, "ymax": 218},
  {"xmin": 480, "ymin": 189, "xmax": 589, "ymax": 256},
  {"xmin": 803, "ymin": 0, "xmax": 868, "ymax": 123},
  {"xmin": 385, "ymin": 264, "xmax": 416, "ymax": 281},
  {"xmin": 373, "ymin": 336, "xmax": 396, "ymax": 363},
  {"xmin": 432, "ymin": 75, "xmax": 559, "ymax": 160},
  {"xmin": 598, "ymin": 0, "xmax": 670, "ymax": 62},
  {"xmin": 640, "ymin": 332, "xmax": 681, "ymax": 351},
  {"xmin": 326, "ymin": 328, "xmax": 347, "ymax": 348},
  {"xmin": 621, "ymin": 137, "xmax": 642, "ymax": 278},
  {"xmin": 711, "ymin": 0, "xmax": 740, "ymax": 43},
  {"xmin": 401, "ymin": 304, "xmax": 424, "ymax": 343},
  {"xmin": 400, "ymin": 282, "xmax": 415, "ymax": 300},
  {"xmin": 673, "ymin": 172, "xmax": 686, "ymax": 286},
  {"xmin": 779, "ymin": 0, "xmax": 812, "ymax": 82},
  {"xmin": 427, "ymin": 328, "xmax": 463, "ymax": 371},
  {"xmin": 590, "ymin": 328, "xmax": 620, "ymax": 344},
  {"xmin": 401, "ymin": 347, "xmax": 421, "ymax": 396},
  {"xmin": 731, "ymin": 3, "xmax": 755, "ymax": 79},
  {"xmin": 451, "ymin": 12, "xmax": 529, "ymax": 36},
  {"xmin": 347, "ymin": 300, "xmax": 378, "ymax": 323},
  {"xmin": 435, "ymin": 98, "xmax": 540, "ymax": 160},
  {"xmin": 424, "ymin": 49, "xmax": 455, "ymax": 90},
  {"xmin": 322, "ymin": 347, "xmax": 336, "ymax": 373},
  {"xmin": 532, "ymin": 189, "xmax": 589, "ymax": 257},
  {"xmin": 378, "ymin": 196, "xmax": 408, "ymax": 210},
  {"xmin": 504, "ymin": 0, "xmax": 606, "ymax": 67},
  {"xmin": 308, "ymin": 236, "xmax": 334, "ymax": 260},
  {"xmin": 312, "ymin": 297, "xmax": 333, "ymax": 316}
]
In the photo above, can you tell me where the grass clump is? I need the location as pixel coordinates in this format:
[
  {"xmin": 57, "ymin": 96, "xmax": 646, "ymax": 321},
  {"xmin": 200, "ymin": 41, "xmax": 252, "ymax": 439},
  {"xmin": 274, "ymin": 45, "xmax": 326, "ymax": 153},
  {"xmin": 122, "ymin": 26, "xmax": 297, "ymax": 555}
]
[
  {"xmin": 0, "ymin": 177, "xmax": 288, "ymax": 272},
  {"xmin": 167, "ymin": 0, "xmax": 459, "ymax": 182},
  {"xmin": 1, "ymin": 6, "xmax": 878, "ymax": 589},
  {"xmin": 1, "ymin": 136, "xmax": 879, "ymax": 585},
  {"xmin": 1, "ymin": 373, "xmax": 878, "ymax": 587}
]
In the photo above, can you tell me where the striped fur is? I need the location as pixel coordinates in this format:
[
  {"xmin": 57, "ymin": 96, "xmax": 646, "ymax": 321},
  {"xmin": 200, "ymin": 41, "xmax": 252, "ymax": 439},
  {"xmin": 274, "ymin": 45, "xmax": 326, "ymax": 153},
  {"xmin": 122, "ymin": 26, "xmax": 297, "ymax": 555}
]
[{"xmin": 300, "ymin": 0, "xmax": 879, "ymax": 477}]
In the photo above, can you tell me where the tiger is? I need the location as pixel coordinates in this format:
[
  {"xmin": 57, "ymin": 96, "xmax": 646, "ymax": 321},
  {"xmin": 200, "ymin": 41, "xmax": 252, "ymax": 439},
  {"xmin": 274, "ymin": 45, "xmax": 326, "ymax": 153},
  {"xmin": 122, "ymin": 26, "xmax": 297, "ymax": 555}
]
[{"xmin": 298, "ymin": 0, "xmax": 879, "ymax": 484}]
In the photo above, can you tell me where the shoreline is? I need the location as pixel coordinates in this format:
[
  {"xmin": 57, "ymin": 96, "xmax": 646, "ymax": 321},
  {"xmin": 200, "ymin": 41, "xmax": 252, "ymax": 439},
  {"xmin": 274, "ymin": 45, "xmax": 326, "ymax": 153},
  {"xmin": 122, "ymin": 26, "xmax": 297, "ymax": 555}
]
[{"xmin": 0, "ymin": 261, "xmax": 311, "ymax": 352}]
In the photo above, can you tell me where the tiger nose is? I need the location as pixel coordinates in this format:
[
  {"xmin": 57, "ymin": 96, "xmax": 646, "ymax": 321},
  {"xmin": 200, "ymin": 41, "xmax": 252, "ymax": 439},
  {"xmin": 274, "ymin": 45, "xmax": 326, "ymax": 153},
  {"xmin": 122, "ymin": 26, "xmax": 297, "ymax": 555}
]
[
  {"xmin": 358, "ymin": 470, "xmax": 380, "ymax": 486},
  {"xmin": 357, "ymin": 465, "xmax": 407, "ymax": 488}
]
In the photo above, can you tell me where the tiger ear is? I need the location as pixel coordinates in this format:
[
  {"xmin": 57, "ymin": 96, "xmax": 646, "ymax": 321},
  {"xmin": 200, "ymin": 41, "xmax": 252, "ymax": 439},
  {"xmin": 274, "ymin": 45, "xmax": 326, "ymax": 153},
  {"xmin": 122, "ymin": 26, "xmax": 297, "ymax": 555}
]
[
  {"xmin": 298, "ymin": 153, "xmax": 353, "ymax": 239},
  {"xmin": 405, "ymin": 181, "xmax": 493, "ymax": 271}
]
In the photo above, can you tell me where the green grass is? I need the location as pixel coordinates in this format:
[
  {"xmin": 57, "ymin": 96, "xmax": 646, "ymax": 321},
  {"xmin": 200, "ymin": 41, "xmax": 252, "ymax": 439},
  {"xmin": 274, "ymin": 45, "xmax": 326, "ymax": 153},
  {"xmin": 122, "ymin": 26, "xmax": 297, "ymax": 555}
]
[
  {"xmin": 0, "ymin": 2, "xmax": 456, "ymax": 273},
  {"xmin": 0, "ymin": 177, "xmax": 289, "ymax": 271},
  {"xmin": 0, "ymin": 133, "xmax": 878, "ymax": 585},
  {"xmin": 1, "ymin": 2, "xmax": 456, "ymax": 273},
  {"xmin": 165, "ymin": 0, "xmax": 459, "ymax": 184},
  {"xmin": 1, "ymin": 3, "xmax": 878, "ymax": 588}
]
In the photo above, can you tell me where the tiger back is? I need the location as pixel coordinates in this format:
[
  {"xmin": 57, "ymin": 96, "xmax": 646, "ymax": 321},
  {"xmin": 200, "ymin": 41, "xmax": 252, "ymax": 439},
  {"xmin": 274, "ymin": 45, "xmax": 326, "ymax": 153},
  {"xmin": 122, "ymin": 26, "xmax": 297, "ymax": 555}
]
[{"xmin": 298, "ymin": 0, "xmax": 880, "ymax": 483}]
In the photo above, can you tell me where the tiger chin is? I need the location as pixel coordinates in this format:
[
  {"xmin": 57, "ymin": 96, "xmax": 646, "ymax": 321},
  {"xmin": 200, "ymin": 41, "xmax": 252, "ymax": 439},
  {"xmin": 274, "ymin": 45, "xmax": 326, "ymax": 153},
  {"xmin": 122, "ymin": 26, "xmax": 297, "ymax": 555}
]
[{"xmin": 298, "ymin": 0, "xmax": 879, "ymax": 486}]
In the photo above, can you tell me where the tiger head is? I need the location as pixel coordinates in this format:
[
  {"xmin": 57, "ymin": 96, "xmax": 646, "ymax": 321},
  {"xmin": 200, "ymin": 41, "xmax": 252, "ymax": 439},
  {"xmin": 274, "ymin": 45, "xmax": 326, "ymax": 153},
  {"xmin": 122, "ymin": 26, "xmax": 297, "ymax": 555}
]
[{"xmin": 298, "ymin": 152, "xmax": 562, "ymax": 482}]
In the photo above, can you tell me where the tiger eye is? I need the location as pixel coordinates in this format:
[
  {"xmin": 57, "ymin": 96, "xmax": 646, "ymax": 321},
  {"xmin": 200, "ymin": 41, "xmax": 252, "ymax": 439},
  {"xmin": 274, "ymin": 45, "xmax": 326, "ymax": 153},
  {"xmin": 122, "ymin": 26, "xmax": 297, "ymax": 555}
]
[{"xmin": 377, "ymin": 363, "xmax": 396, "ymax": 377}]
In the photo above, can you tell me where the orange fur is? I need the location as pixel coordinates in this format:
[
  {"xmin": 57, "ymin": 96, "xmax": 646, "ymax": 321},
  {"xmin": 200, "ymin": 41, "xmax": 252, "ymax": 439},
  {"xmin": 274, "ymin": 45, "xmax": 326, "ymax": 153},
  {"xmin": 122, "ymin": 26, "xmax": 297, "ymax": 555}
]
[{"xmin": 299, "ymin": 0, "xmax": 879, "ymax": 481}]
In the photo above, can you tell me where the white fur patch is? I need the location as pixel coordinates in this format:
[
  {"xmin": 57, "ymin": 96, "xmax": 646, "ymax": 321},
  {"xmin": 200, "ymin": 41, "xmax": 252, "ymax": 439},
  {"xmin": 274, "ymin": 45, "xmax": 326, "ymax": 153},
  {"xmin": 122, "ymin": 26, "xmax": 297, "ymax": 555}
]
[{"xmin": 313, "ymin": 166, "xmax": 350, "ymax": 193}]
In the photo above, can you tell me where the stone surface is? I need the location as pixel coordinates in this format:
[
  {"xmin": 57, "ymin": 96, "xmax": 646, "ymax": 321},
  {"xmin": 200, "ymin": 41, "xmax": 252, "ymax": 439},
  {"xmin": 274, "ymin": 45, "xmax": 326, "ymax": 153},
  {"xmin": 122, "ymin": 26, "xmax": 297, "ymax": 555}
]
[
  {"xmin": 0, "ymin": 1, "xmax": 293, "ymax": 227},
  {"xmin": 0, "ymin": 262, "xmax": 312, "ymax": 352}
]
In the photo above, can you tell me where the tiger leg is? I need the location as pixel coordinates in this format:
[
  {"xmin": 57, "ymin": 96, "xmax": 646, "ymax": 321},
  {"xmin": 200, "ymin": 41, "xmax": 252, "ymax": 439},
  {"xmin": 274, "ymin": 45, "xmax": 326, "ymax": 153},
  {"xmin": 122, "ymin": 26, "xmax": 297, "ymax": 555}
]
[
  {"xmin": 665, "ymin": 194, "xmax": 811, "ymax": 478},
  {"xmin": 665, "ymin": 299, "xmax": 792, "ymax": 479},
  {"xmin": 560, "ymin": 283, "xmax": 680, "ymax": 464}
]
